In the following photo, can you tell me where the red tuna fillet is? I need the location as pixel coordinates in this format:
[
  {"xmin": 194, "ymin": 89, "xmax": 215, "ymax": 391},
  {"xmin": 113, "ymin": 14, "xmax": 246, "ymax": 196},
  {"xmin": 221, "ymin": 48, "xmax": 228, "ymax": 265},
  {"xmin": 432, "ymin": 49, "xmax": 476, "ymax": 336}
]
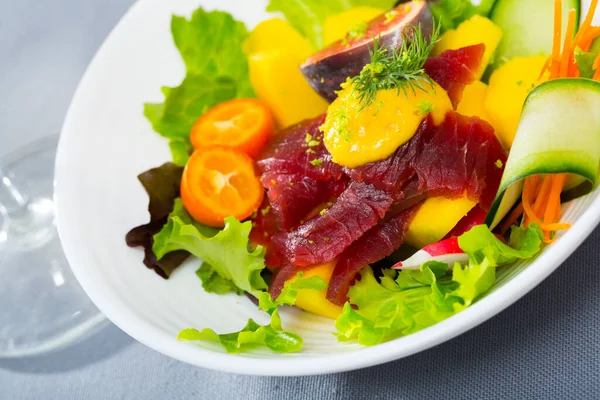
[
  {"xmin": 346, "ymin": 112, "xmax": 506, "ymax": 210},
  {"xmin": 326, "ymin": 204, "xmax": 421, "ymax": 305},
  {"xmin": 249, "ymin": 196, "xmax": 278, "ymax": 248},
  {"xmin": 424, "ymin": 44, "xmax": 485, "ymax": 108},
  {"xmin": 256, "ymin": 114, "xmax": 344, "ymax": 181},
  {"xmin": 270, "ymin": 181, "xmax": 402, "ymax": 267},
  {"xmin": 257, "ymin": 115, "xmax": 347, "ymax": 231},
  {"xmin": 261, "ymin": 172, "xmax": 348, "ymax": 231}
]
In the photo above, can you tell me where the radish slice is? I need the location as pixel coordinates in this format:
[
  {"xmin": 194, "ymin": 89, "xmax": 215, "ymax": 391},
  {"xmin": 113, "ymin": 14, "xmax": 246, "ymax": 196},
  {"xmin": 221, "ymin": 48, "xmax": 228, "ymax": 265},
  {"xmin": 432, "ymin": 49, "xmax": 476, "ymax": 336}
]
[{"xmin": 393, "ymin": 237, "xmax": 469, "ymax": 270}]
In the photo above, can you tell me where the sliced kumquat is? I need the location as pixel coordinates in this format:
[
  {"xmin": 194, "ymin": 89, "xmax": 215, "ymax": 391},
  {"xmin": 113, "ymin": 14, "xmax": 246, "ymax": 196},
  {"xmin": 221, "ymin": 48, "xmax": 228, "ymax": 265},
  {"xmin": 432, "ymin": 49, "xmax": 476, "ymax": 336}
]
[
  {"xmin": 181, "ymin": 147, "xmax": 264, "ymax": 228},
  {"xmin": 190, "ymin": 98, "xmax": 275, "ymax": 158}
]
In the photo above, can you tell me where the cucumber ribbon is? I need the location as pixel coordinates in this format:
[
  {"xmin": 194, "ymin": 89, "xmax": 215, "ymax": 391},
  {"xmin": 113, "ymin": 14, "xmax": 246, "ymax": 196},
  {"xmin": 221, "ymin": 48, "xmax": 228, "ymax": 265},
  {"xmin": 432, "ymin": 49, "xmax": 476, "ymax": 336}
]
[{"xmin": 485, "ymin": 78, "xmax": 600, "ymax": 228}]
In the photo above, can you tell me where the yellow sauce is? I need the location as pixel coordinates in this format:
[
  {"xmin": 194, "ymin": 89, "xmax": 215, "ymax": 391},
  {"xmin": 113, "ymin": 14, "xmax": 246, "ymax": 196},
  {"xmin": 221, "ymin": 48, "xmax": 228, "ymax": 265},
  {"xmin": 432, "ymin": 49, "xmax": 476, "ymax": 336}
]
[{"xmin": 321, "ymin": 80, "xmax": 453, "ymax": 168}]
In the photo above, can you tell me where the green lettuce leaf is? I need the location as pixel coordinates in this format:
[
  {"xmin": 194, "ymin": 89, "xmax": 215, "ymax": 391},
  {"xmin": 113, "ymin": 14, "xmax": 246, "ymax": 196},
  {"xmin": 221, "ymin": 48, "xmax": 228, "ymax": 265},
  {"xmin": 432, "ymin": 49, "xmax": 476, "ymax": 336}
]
[
  {"xmin": 168, "ymin": 140, "xmax": 193, "ymax": 167},
  {"xmin": 153, "ymin": 199, "xmax": 266, "ymax": 295},
  {"xmin": 335, "ymin": 224, "xmax": 543, "ymax": 346},
  {"xmin": 178, "ymin": 309, "xmax": 302, "ymax": 353},
  {"xmin": 574, "ymin": 47, "xmax": 598, "ymax": 79},
  {"xmin": 196, "ymin": 263, "xmax": 244, "ymax": 295},
  {"xmin": 266, "ymin": 0, "xmax": 396, "ymax": 49},
  {"xmin": 257, "ymin": 272, "xmax": 328, "ymax": 314},
  {"xmin": 178, "ymin": 270, "xmax": 325, "ymax": 353},
  {"xmin": 145, "ymin": 8, "xmax": 254, "ymax": 164},
  {"xmin": 458, "ymin": 223, "xmax": 543, "ymax": 267},
  {"xmin": 429, "ymin": 0, "xmax": 496, "ymax": 31},
  {"xmin": 154, "ymin": 201, "xmax": 314, "ymax": 353}
]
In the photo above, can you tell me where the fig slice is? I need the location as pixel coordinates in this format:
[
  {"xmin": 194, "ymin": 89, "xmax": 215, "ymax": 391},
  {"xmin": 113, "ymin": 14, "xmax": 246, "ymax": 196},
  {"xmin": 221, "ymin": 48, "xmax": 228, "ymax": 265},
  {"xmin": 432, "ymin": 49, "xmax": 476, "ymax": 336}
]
[{"xmin": 300, "ymin": 0, "xmax": 433, "ymax": 102}]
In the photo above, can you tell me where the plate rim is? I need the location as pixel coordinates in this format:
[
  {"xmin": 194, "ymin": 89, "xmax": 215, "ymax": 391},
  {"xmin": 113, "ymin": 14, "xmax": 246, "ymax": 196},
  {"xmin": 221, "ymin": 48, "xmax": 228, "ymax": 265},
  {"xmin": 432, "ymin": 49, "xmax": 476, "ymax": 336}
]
[{"xmin": 55, "ymin": 0, "xmax": 600, "ymax": 376}]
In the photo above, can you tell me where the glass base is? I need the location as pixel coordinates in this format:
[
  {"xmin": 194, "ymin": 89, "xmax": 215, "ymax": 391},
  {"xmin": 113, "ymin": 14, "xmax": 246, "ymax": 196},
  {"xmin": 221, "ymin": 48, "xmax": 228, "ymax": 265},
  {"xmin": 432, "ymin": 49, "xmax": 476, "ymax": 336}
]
[{"xmin": 0, "ymin": 136, "xmax": 106, "ymax": 358}]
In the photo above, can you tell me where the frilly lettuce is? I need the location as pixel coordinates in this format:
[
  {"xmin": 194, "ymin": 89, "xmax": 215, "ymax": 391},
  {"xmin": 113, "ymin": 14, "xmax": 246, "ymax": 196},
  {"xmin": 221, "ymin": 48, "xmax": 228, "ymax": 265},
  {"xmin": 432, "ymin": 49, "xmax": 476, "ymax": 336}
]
[
  {"xmin": 153, "ymin": 199, "xmax": 266, "ymax": 295},
  {"xmin": 429, "ymin": 0, "xmax": 497, "ymax": 31},
  {"xmin": 177, "ymin": 274, "xmax": 327, "ymax": 354},
  {"xmin": 266, "ymin": 0, "xmax": 396, "ymax": 49},
  {"xmin": 144, "ymin": 8, "xmax": 254, "ymax": 165},
  {"xmin": 153, "ymin": 202, "xmax": 327, "ymax": 353},
  {"xmin": 335, "ymin": 224, "xmax": 544, "ymax": 346},
  {"xmin": 178, "ymin": 309, "xmax": 303, "ymax": 354}
]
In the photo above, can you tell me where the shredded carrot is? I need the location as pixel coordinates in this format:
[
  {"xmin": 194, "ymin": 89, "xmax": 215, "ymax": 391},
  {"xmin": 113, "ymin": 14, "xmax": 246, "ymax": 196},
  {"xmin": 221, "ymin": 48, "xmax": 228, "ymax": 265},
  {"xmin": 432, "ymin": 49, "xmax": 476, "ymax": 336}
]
[
  {"xmin": 582, "ymin": 0, "xmax": 598, "ymax": 34},
  {"xmin": 550, "ymin": 0, "xmax": 563, "ymax": 78},
  {"xmin": 539, "ymin": 57, "xmax": 552, "ymax": 80},
  {"xmin": 533, "ymin": 176, "xmax": 553, "ymax": 215},
  {"xmin": 499, "ymin": 203, "xmax": 524, "ymax": 235},
  {"xmin": 542, "ymin": 222, "xmax": 572, "ymax": 230},
  {"xmin": 573, "ymin": 0, "xmax": 598, "ymax": 49},
  {"xmin": 589, "ymin": 26, "xmax": 600, "ymax": 38},
  {"xmin": 554, "ymin": 200, "xmax": 562, "ymax": 221},
  {"xmin": 522, "ymin": 177, "xmax": 545, "ymax": 226},
  {"xmin": 568, "ymin": 61, "xmax": 580, "ymax": 78},
  {"xmin": 544, "ymin": 174, "xmax": 566, "ymax": 223},
  {"xmin": 559, "ymin": 10, "xmax": 577, "ymax": 77},
  {"xmin": 506, "ymin": 3, "xmax": 596, "ymax": 239}
]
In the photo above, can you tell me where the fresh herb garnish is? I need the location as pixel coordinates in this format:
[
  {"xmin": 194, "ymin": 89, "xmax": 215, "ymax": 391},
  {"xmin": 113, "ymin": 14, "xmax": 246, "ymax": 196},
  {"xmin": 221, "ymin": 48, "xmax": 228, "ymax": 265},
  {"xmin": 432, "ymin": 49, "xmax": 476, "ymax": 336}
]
[
  {"xmin": 344, "ymin": 22, "xmax": 368, "ymax": 46},
  {"xmin": 417, "ymin": 100, "xmax": 434, "ymax": 114},
  {"xmin": 351, "ymin": 23, "xmax": 440, "ymax": 108}
]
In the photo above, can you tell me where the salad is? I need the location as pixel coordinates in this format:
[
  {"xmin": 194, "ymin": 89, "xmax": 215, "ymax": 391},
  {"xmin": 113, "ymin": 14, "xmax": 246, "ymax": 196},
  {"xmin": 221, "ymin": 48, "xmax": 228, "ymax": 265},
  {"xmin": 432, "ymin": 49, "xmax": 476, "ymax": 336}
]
[{"xmin": 126, "ymin": 0, "xmax": 600, "ymax": 353}]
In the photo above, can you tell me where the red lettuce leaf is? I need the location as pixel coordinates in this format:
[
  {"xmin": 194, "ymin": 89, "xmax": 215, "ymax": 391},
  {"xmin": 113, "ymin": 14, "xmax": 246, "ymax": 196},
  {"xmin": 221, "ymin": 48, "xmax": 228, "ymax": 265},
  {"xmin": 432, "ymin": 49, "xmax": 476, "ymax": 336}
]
[{"xmin": 125, "ymin": 162, "xmax": 189, "ymax": 278}]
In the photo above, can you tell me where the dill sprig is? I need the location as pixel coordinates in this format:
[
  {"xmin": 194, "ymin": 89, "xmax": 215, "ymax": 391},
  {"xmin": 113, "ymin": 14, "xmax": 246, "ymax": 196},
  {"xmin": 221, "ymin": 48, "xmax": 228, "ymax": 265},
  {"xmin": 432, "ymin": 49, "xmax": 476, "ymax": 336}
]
[{"xmin": 351, "ymin": 22, "xmax": 441, "ymax": 108}]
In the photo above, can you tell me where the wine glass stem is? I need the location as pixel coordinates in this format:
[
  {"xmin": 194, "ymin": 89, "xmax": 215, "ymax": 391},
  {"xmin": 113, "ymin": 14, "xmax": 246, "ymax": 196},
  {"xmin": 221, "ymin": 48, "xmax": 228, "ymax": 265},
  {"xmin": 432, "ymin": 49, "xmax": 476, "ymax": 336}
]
[{"xmin": 0, "ymin": 167, "xmax": 30, "ymax": 219}]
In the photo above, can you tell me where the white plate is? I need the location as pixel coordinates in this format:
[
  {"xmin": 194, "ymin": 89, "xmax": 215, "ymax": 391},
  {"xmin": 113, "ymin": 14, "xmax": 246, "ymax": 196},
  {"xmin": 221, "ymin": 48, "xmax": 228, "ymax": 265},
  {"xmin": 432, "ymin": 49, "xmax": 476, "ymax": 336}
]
[{"xmin": 55, "ymin": 0, "xmax": 600, "ymax": 376}]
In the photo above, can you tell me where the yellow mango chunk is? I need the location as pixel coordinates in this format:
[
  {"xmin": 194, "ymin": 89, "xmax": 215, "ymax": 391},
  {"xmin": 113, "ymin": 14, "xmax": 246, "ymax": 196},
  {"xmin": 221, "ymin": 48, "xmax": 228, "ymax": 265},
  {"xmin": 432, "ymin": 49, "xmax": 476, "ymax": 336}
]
[
  {"xmin": 248, "ymin": 52, "xmax": 328, "ymax": 129},
  {"xmin": 405, "ymin": 196, "xmax": 477, "ymax": 249},
  {"xmin": 323, "ymin": 7, "xmax": 385, "ymax": 46},
  {"xmin": 244, "ymin": 18, "xmax": 313, "ymax": 56},
  {"xmin": 245, "ymin": 19, "xmax": 328, "ymax": 128},
  {"xmin": 289, "ymin": 261, "xmax": 342, "ymax": 320},
  {"xmin": 484, "ymin": 56, "xmax": 548, "ymax": 148},
  {"xmin": 457, "ymin": 81, "xmax": 491, "ymax": 122},
  {"xmin": 322, "ymin": 81, "xmax": 453, "ymax": 168},
  {"xmin": 433, "ymin": 15, "xmax": 503, "ymax": 79}
]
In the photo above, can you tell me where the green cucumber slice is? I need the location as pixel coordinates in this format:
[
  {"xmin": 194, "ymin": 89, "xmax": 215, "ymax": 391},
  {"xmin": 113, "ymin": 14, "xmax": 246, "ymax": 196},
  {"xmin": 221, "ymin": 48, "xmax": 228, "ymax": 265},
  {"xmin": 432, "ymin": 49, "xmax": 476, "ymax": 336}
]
[
  {"xmin": 489, "ymin": 0, "xmax": 580, "ymax": 71},
  {"xmin": 485, "ymin": 78, "xmax": 600, "ymax": 228}
]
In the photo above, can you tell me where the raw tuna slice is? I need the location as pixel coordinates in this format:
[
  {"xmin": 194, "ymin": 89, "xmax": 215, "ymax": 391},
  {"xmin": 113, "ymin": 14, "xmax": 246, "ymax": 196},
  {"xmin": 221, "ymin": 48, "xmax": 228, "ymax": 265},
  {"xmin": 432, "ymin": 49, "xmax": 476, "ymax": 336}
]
[
  {"xmin": 326, "ymin": 204, "xmax": 420, "ymax": 306},
  {"xmin": 249, "ymin": 196, "xmax": 278, "ymax": 247},
  {"xmin": 347, "ymin": 112, "xmax": 506, "ymax": 210},
  {"xmin": 256, "ymin": 114, "xmax": 344, "ymax": 181},
  {"xmin": 270, "ymin": 181, "xmax": 401, "ymax": 267},
  {"xmin": 257, "ymin": 114, "xmax": 347, "ymax": 231},
  {"xmin": 261, "ymin": 172, "xmax": 348, "ymax": 231},
  {"xmin": 424, "ymin": 44, "xmax": 486, "ymax": 108}
]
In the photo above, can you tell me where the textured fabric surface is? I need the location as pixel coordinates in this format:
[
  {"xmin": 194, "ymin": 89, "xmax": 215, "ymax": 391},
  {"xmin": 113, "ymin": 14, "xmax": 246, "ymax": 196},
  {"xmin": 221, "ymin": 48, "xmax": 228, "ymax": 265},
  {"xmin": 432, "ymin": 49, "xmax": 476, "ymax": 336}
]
[{"xmin": 1, "ymin": 0, "xmax": 600, "ymax": 399}]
